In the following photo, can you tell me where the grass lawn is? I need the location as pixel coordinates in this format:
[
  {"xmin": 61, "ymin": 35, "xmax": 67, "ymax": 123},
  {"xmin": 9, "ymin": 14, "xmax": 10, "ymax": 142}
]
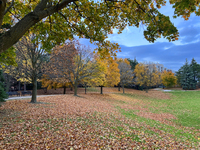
[{"xmin": 0, "ymin": 88, "xmax": 200, "ymax": 149}]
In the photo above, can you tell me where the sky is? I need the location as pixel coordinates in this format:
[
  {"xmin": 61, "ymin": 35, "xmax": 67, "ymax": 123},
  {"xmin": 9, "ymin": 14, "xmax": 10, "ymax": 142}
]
[{"xmin": 79, "ymin": 1, "xmax": 200, "ymax": 72}]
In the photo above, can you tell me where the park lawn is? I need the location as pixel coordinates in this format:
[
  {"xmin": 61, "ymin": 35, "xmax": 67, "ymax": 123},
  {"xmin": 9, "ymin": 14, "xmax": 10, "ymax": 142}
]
[{"xmin": 0, "ymin": 88, "xmax": 200, "ymax": 149}]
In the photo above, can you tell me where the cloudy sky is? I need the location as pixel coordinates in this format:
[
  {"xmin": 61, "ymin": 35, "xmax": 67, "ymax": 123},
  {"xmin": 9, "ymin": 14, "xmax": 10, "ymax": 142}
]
[{"xmin": 80, "ymin": 1, "xmax": 200, "ymax": 72}]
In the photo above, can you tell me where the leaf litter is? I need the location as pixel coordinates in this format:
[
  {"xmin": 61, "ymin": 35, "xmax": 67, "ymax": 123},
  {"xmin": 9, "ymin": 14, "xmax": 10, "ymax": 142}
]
[{"xmin": 0, "ymin": 91, "xmax": 200, "ymax": 149}]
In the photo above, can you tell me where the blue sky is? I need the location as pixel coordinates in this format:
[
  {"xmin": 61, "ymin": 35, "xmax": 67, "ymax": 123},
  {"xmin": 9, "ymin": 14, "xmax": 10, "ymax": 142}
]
[{"xmin": 80, "ymin": 1, "xmax": 200, "ymax": 72}]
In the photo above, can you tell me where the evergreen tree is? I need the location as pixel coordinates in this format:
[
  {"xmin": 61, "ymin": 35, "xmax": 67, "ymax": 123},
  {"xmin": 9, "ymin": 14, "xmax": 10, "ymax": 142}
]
[
  {"xmin": 127, "ymin": 58, "xmax": 138, "ymax": 71},
  {"xmin": 181, "ymin": 59, "xmax": 196, "ymax": 90},
  {"xmin": 190, "ymin": 58, "xmax": 200, "ymax": 82},
  {"xmin": 0, "ymin": 69, "xmax": 8, "ymax": 102}
]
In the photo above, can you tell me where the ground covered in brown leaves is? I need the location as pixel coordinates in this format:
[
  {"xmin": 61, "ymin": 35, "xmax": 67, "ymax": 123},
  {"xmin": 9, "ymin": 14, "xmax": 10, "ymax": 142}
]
[{"xmin": 1, "ymin": 88, "xmax": 200, "ymax": 149}]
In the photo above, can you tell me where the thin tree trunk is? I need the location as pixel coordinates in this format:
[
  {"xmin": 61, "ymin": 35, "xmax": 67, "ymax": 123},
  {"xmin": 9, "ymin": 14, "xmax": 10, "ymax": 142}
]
[
  {"xmin": 31, "ymin": 76, "xmax": 37, "ymax": 103},
  {"xmin": 18, "ymin": 81, "xmax": 20, "ymax": 91},
  {"xmin": 70, "ymin": 85, "xmax": 73, "ymax": 91},
  {"xmin": 85, "ymin": 84, "xmax": 87, "ymax": 94},
  {"xmin": 74, "ymin": 82, "xmax": 78, "ymax": 96},
  {"xmin": 118, "ymin": 84, "xmax": 120, "ymax": 91},
  {"xmin": 123, "ymin": 84, "xmax": 125, "ymax": 94},
  {"xmin": 24, "ymin": 81, "xmax": 26, "ymax": 91},
  {"xmin": 6, "ymin": 75, "xmax": 10, "ymax": 92},
  {"xmin": 63, "ymin": 86, "xmax": 66, "ymax": 94},
  {"xmin": 100, "ymin": 86, "xmax": 103, "ymax": 94}
]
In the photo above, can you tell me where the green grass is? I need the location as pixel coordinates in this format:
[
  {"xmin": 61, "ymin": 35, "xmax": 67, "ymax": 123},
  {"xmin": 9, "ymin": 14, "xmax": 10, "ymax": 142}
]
[
  {"xmin": 116, "ymin": 91, "xmax": 200, "ymax": 129},
  {"xmin": 117, "ymin": 107, "xmax": 198, "ymax": 144}
]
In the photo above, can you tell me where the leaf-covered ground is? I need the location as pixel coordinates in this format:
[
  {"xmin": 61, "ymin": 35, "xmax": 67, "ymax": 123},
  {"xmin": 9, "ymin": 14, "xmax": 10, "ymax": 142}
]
[{"xmin": 1, "ymin": 88, "xmax": 200, "ymax": 149}]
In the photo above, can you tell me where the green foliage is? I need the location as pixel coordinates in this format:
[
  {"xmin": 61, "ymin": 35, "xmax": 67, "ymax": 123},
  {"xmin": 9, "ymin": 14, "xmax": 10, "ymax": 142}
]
[
  {"xmin": 127, "ymin": 58, "xmax": 138, "ymax": 71},
  {"xmin": 0, "ymin": 46, "xmax": 16, "ymax": 66},
  {"xmin": 0, "ymin": 69, "xmax": 8, "ymax": 102}
]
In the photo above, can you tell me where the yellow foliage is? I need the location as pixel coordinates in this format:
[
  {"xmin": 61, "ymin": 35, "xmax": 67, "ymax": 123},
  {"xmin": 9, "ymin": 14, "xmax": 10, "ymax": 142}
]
[
  {"xmin": 134, "ymin": 63, "xmax": 161, "ymax": 88},
  {"xmin": 161, "ymin": 70, "xmax": 177, "ymax": 88}
]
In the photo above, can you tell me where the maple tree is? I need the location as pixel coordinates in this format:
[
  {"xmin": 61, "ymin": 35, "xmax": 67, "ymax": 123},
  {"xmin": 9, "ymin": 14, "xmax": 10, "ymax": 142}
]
[
  {"xmin": 41, "ymin": 74, "xmax": 72, "ymax": 94},
  {"xmin": 85, "ymin": 57, "xmax": 120, "ymax": 94},
  {"xmin": 134, "ymin": 62, "xmax": 160, "ymax": 92},
  {"xmin": 44, "ymin": 40, "xmax": 102, "ymax": 96},
  {"xmin": 0, "ymin": 0, "xmax": 180, "ymax": 57},
  {"xmin": 117, "ymin": 58, "xmax": 133, "ymax": 93},
  {"xmin": 161, "ymin": 70, "xmax": 177, "ymax": 88},
  {"xmin": 13, "ymin": 35, "xmax": 47, "ymax": 103}
]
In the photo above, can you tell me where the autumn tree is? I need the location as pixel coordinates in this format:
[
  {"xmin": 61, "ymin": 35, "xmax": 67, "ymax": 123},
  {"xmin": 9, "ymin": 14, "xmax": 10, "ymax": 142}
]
[
  {"xmin": 0, "ymin": 0, "xmax": 180, "ymax": 58},
  {"xmin": 117, "ymin": 58, "xmax": 133, "ymax": 93},
  {"xmin": 44, "ymin": 40, "xmax": 103, "ymax": 96},
  {"xmin": 161, "ymin": 70, "xmax": 177, "ymax": 88},
  {"xmin": 41, "ymin": 74, "xmax": 72, "ymax": 94},
  {"xmin": 86, "ymin": 58, "xmax": 120, "ymax": 94},
  {"xmin": 13, "ymin": 35, "xmax": 48, "ymax": 103},
  {"xmin": 134, "ymin": 63, "xmax": 160, "ymax": 92}
]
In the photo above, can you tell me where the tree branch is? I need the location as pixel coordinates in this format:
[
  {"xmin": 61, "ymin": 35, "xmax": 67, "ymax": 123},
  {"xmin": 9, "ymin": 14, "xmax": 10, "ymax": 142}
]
[{"xmin": 4, "ymin": 0, "xmax": 14, "ymax": 15}]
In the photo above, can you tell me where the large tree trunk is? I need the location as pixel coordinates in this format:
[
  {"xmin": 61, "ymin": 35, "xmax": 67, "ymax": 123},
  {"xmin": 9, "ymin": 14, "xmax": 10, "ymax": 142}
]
[
  {"xmin": 122, "ymin": 84, "xmax": 125, "ymax": 94},
  {"xmin": 31, "ymin": 76, "xmax": 37, "ymax": 103},
  {"xmin": 74, "ymin": 82, "xmax": 78, "ymax": 96},
  {"xmin": 100, "ymin": 86, "xmax": 103, "ymax": 94}
]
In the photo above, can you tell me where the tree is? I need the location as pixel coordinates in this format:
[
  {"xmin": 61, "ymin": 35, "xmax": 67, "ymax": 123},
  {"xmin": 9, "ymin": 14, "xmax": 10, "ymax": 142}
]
[
  {"xmin": 0, "ymin": 0, "xmax": 179, "ymax": 56},
  {"xmin": 44, "ymin": 40, "xmax": 102, "ymax": 96},
  {"xmin": 180, "ymin": 59, "xmax": 196, "ymax": 90},
  {"xmin": 14, "ymin": 35, "xmax": 47, "ymax": 103},
  {"xmin": 134, "ymin": 63, "xmax": 160, "ymax": 92},
  {"xmin": 87, "ymin": 58, "xmax": 120, "ymax": 94},
  {"xmin": 127, "ymin": 58, "xmax": 138, "ymax": 71},
  {"xmin": 190, "ymin": 58, "xmax": 200, "ymax": 82},
  {"xmin": 41, "ymin": 74, "xmax": 72, "ymax": 94},
  {"xmin": 0, "ymin": 69, "xmax": 8, "ymax": 102},
  {"xmin": 161, "ymin": 70, "xmax": 177, "ymax": 88},
  {"xmin": 117, "ymin": 59, "xmax": 133, "ymax": 93}
]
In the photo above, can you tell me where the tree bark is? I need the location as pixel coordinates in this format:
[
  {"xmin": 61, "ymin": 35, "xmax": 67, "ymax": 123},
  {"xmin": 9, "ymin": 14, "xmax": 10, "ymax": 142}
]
[
  {"xmin": 31, "ymin": 76, "xmax": 37, "ymax": 103},
  {"xmin": 63, "ymin": 86, "xmax": 66, "ymax": 94},
  {"xmin": 74, "ymin": 82, "xmax": 78, "ymax": 96},
  {"xmin": 0, "ymin": 0, "xmax": 6, "ymax": 28},
  {"xmin": 85, "ymin": 84, "xmax": 87, "ymax": 94},
  {"xmin": 100, "ymin": 86, "xmax": 103, "ymax": 94},
  {"xmin": 122, "ymin": 84, "xmax": 125, "ymax": 94}
]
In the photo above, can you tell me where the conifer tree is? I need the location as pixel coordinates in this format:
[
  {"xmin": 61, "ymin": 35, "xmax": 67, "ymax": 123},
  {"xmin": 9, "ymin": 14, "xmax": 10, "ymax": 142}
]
[
  {"xmin": 181, "ymin": 59, "xmax": 196, "ymax": 90},
  {"xmin": 0, "ymin": 69, "xmax": 8, "ymax": 102}
]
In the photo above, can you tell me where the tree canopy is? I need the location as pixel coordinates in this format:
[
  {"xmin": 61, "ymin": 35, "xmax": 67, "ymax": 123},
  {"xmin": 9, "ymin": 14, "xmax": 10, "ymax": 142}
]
[{"xmin": 0, "ymin": 0, "xmax": 181, "ymax": 57}]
